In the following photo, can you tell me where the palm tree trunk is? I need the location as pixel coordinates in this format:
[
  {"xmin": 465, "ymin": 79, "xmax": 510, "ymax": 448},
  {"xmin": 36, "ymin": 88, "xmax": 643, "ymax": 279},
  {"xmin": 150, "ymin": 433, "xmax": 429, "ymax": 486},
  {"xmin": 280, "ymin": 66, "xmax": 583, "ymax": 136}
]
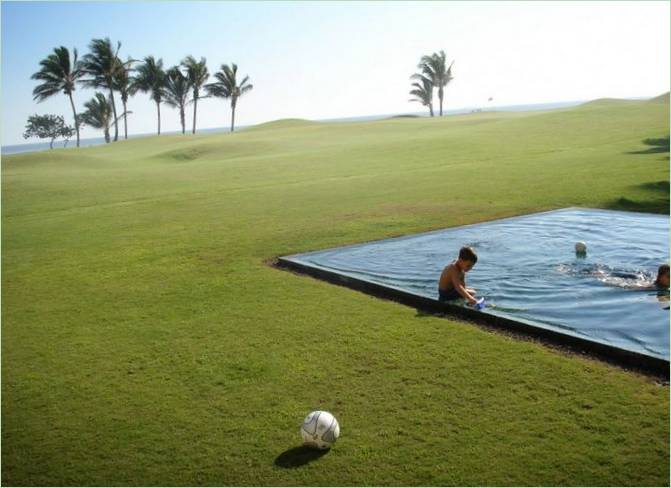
[
  {"xmin": 438, "ymin": 86, "xmax": 444, "ymax": 116},
  {"xmin": 429, "ymin": 104, "xmax": 434, "ymax": 117},
  {"xmin": 68, "ymin": 92, "xmax": 80, "ymax": 148},
  {"xmin": 192, "ymin": 96, "xmax": 198, "ymax": 134},
  {"xmin": 109, "ymin": 87, "xmax": 119, "ymax": 141},
  {"xmin": 180, "ymin": 106, "xmax": 185, "ymax": 134},
  {"xmin": 104, "ymin": 127, "xmax": 110, "ymax": 143},
  {"xmin": 156, "ymin": 101, "xmax": 161, "ymax": 135},
  {"xmin": 49, "ymin": 137, "xmax": 55, "ymax": 150},
  {"xmin": 230, "ymin": 101, "xmax": 236, "ymax": 133},
  {"xmin": 122, "ymin": 99, "xmax": 128, "ymax": 140}
]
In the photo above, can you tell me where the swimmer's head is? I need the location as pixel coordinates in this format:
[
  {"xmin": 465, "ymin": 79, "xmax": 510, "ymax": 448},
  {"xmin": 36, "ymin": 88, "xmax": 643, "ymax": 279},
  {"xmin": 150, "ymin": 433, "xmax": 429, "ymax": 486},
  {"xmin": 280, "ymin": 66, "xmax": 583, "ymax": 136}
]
[
  {"xmin": 575, "ymin": 241, "xmax": 587, "ymax": 256},
  {"xmin": 457, "ymin": 246, "xmax": 478, "ymax": 271},
  {"xmin": 656, "ymin": 264, "xmax": 670, "ymax": 288}
]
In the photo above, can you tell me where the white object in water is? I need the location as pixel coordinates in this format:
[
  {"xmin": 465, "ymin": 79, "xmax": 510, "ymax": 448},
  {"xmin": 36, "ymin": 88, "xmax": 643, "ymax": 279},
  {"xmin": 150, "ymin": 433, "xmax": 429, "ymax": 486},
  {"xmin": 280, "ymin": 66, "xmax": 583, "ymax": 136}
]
[
  {"xmin": 474, "ymin": 297, "xmax": 486, "ymax": 310},
  {"xmin": 575, "ymin": 241, "xmax": 587, "ymax": 254},
  {"xmin": 301, "ymin": 411, "xmax": 340, "ymax": 450}
]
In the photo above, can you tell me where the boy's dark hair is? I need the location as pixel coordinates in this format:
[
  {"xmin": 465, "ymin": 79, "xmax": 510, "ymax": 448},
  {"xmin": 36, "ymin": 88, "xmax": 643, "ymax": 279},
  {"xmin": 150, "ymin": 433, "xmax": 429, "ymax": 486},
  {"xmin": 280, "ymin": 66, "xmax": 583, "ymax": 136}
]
[
  {"xmin": 659, "ymin": 264, "xmax": 670, "ymax": 276},
  {"xmin": 458, "ymin": 246, "xmax": 478, "ymax": 264}
]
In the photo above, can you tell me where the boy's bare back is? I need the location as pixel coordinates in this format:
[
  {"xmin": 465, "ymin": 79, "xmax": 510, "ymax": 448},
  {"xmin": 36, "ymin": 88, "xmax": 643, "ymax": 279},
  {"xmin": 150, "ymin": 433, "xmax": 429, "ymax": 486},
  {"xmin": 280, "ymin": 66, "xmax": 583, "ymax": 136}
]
[{"xmin": 439, "ymin": 261, "xmax": 463, "ymax": 291}]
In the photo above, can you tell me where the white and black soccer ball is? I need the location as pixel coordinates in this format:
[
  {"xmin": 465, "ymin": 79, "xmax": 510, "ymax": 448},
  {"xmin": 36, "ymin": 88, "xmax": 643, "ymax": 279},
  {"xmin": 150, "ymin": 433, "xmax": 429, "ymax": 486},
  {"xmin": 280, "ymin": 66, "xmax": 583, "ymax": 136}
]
[{"xmin": 300, "ymin": 410, "xmax": 340, "ymax": 450}]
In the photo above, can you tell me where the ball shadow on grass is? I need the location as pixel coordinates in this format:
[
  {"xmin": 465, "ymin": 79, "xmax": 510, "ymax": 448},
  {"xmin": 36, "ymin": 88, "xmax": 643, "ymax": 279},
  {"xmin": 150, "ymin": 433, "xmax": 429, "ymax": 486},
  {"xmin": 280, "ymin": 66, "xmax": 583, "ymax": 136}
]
[{"xmin": 274, "ymin": 445, "xmax": 330, "ymax": 468}]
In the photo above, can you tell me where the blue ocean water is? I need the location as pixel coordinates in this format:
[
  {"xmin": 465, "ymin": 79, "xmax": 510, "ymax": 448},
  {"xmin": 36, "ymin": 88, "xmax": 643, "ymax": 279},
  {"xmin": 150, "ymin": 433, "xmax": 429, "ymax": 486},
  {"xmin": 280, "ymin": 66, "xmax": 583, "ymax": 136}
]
[{"xmin": 285, "ymin": 208, "xmax": 670, "ymax": 360}]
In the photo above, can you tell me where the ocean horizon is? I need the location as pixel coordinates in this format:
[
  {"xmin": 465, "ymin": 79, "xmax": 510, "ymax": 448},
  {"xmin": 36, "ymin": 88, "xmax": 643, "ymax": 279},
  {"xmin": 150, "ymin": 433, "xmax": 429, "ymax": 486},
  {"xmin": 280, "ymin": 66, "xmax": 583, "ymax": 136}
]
[{"xmin": 1, "ymin": 99, "xmax": 593, "ymax": 156}]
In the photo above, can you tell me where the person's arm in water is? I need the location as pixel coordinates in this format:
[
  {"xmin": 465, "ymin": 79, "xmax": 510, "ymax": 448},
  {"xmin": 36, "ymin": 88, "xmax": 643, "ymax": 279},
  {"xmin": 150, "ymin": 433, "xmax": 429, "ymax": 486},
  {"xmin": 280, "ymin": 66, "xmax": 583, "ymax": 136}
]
[
  {"xmin": 450, "ymin": 267, "xmax": 477, "ymax": 305},
  {"xmin": 461, "ymin": 274, "xmax": 476, "ymax": 295}
]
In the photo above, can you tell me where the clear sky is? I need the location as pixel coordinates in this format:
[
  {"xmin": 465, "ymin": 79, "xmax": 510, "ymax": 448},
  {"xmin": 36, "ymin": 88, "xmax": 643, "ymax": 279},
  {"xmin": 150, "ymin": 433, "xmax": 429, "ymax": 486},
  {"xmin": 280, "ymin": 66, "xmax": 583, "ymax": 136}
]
[{"xmin": 2, "ymin": 1, "xmax": 669, "ymax": 145}]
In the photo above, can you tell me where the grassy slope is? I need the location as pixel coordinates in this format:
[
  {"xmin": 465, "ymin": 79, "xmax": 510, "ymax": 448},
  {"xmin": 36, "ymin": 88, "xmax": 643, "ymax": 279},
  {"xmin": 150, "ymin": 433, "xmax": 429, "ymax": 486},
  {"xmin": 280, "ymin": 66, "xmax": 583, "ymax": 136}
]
[{"xmin": 2, "ymin": 99, "xmax": 669, "ymax": 486}]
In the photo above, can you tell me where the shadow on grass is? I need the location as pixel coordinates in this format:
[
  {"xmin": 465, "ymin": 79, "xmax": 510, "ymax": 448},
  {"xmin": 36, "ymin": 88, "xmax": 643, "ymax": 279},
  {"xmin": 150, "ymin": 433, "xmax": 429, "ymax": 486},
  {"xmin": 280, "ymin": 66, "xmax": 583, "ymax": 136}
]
[
  {"xmin": 415, "ymin": 308, "xmax": 451, "ymax": 319},
  {"xmin": 627, "ymin": 136, "xmax": 670, "ymax": 156},
  {"xmin": 605, "ymin": 179, "xmax": 669, "ymax": 214},
  {"xmin": 606, "ymin": 196, "xmax": 669, "ymax": 214},
  {"xmin": 638, "ymin": 180, "xmax": 671, "ymax": 194},
  {"xmin": 274, "ymin": 445, "xmax": 329, "ymax": 468}
]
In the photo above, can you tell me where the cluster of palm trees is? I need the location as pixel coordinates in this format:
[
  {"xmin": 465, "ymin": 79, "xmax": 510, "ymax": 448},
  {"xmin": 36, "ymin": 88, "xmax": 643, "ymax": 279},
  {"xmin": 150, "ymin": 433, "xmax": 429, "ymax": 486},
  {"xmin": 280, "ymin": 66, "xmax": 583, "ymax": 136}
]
[
  {"xmin": 31, "ymin": 38, "xmax": 253, "ymax": 147},
  {"xmin": 409, "ymin": 50, "xmax": 453, "ymax": 117}
]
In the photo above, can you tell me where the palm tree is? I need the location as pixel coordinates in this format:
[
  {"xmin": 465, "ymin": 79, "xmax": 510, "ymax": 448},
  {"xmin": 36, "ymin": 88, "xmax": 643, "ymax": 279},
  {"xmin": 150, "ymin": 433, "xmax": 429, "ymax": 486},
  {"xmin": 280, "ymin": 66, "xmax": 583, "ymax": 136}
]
[
  {"xmin": 31, "ymin": 46, "xmax": 83, "ymax": 147},
  {"xmin": 181, "ymin": 56, "xmax": 209, "ymax": 134},
  {"xmin": 131, "ymin": 56, "xmax": 166, "ymax": 135},
  {"xmin": 80, "ymin": 38, "xmax": 123, "ymax": 141},
  {"xmin": 205, "ymin": 63, "xmax": 253, "ymax": 132},
  {"xmin": 80, "ymin": 93, "xmax": 113, "ymax": 143},
  {"xmin": 409, "ymin": 74, "xmax": 434, "ymax": 117},
  {"xmin": 164, "ymin": 66, "xmax": 191, "ymax": 134},
  {"xmin": 112, "ymin": 56, "xmax": 136, "ymax": 140},
  {"xmin": 418, "ymin": 50, "xmax": 453, "ymax": 116}
]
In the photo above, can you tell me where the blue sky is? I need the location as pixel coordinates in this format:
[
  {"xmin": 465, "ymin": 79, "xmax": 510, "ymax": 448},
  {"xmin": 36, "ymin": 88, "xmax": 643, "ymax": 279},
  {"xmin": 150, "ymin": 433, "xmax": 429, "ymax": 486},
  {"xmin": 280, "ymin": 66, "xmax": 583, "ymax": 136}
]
[{"xmin": 2, "ymin": 1, "xmax": 669, "ymax": 145}]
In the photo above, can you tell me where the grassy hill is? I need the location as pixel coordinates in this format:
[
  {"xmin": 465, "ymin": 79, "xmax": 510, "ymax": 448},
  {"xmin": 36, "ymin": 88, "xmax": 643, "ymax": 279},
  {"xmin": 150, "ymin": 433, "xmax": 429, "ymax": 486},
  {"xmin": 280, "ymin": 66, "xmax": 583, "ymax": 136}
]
[
  {"xmin": 649, "ymin": 92, "xmax": 670, "ymax": 104},
  {"xmin": 244, "ymin": 117, "xmax": 319, "ymax": 131},
  {"xmin": 2, "ymin": 98, "xmax": 669, "ymax": 485},
  {"xmin": 579, "ymin": 97, "xmax": 642, "ymax": 107}
]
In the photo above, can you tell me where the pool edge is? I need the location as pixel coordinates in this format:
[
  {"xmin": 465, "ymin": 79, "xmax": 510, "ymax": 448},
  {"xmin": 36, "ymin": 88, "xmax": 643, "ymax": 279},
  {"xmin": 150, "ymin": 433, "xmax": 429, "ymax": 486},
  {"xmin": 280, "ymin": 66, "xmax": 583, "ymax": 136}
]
[{"xmin": 276, "ymin": 256, "xmax": 670, "ymax": 379}]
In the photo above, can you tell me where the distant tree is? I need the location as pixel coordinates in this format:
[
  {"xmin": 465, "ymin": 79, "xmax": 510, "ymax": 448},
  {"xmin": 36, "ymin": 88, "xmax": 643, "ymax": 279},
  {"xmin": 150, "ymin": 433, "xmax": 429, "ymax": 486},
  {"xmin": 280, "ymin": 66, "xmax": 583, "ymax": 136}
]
[
  {"xmin": 131, "ymin": 56, "xmax": 166, "ymax": 135},
  {"xmin": 31, "ymin": 46, "xmax": 83, "ymax": 147},
  {"xmin": 164, "ymin": 66, "xmax": 191, "ymax": 134},
  {"xmin": 80, "ymin": 93, "xmax": 113, "ymax": 143},
  {"xmin": 23, "ymin": 114, "xmax": 73, "ymax": 149},
  {"xmin": 409, "ymin": 74, "xmax": 434, "ymax": 117},
  {"xmin": 181, "ymin": 55, "xmax": 209, "ymax": 134},
  {"xmin": 417, "ymin": 51, "xmax": 453, "ymax": 116},
  {"xmin": 206, "ymin": 63, "xmax": 253, "ymax": 132},
  {"xmin": 113, "ymin": 56, "xmax": 136, "ymax": 140},
  {"xmin": 80, "ymin": 38, "xmax": 123, "ymax": 142},
  {"xmin": 61, "ymin": 124, "xmax": 75, "ymax": 147},
  {"xmin": 80, "ymin": 93, "xmax": 131, "ymax": 144}
]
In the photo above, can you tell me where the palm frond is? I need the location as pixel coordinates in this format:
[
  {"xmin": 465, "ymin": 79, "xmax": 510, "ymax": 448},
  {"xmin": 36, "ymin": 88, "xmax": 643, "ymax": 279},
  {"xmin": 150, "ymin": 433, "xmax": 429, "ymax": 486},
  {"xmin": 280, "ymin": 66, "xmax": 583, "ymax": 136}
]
[
  {"xmin": 207, "ymin": 63, "xmax": 252, "ymax": 101},
  {"xmin": 181, "ymin": 55, "xmax": 209, "ymax": 101},
  {"xmin": 31, "ymin": 46, "xmax": 82, "ymax": 101},
  {"xmin": 130, "ymin": 56, "xmax": 166, "ymax": 102},
  {"xmin": 163, "ymin": 66, "xmax": 191, "ymax": 108},
  {"xmin": 81, "ymin": 92, "xmax": 112, "ymax": 129},
  {"xmin": 80, "ymin": 38, "xmax": 123, "ymax": 89},
  {"xmin": 417, "ymin": 51, "xmax": 453, "ymax": 88},
  {"xmin": 409, "ymin": 74, "xmax": 433, "ymax": 106}
]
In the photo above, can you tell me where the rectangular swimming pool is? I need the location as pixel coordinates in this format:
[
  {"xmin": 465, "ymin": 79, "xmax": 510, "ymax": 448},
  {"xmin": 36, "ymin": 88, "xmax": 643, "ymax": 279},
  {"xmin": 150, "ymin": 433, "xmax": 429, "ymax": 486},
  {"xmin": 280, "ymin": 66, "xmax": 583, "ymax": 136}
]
[{"xmin": 280, "ymin": 208, "xmax": 669, "ymax": 366}]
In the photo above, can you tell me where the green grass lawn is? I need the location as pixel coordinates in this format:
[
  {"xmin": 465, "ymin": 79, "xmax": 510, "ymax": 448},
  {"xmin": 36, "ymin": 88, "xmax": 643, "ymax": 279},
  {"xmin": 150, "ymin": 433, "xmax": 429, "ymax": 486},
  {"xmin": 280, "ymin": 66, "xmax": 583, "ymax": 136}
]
[{"xmin": 2, "ymin": 97, "xmax": 669, "ymax": 486}]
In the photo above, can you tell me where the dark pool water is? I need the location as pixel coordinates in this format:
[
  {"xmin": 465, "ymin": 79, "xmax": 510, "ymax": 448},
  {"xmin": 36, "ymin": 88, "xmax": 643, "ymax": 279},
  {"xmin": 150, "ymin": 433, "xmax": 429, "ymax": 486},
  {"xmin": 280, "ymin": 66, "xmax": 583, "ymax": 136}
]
[{"xmin": 284, "ymin": 208, "xmax": 670, "ymax": 360}]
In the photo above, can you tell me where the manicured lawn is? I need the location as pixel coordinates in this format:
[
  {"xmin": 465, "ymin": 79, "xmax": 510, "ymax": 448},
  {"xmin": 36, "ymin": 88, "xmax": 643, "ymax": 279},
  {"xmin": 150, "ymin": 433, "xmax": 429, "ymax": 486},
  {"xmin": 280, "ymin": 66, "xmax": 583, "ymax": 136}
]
[{"xmin": 2, "ymin": 97, "xmax": 669, "ymax": 486}]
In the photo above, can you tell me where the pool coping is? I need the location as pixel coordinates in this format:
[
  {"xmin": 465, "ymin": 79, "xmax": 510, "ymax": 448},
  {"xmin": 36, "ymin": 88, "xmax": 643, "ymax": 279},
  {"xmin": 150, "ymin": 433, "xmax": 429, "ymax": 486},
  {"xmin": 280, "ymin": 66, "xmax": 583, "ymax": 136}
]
[{"xmin": 277, "ymin": 207, "xmax": 670, "ymax": 378}]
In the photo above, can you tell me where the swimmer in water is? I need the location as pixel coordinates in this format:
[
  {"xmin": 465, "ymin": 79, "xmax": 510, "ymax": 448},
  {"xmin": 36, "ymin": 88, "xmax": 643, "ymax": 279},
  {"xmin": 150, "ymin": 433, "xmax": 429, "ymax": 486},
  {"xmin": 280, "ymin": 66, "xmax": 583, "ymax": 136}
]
[
  {"xmin": 598, "ymin": 264, "xmax": 669, "ymax": 292},
  {"xmin": 655, "ymin": 264, "xmax": 669, "ymax": 289},
  {"xmin": 559, "ymin": 262, "xmax": 664, "ymax": 290},
  {"xmin": 653, "ymin": 265, "xmax": 670, "ymax": 308}
]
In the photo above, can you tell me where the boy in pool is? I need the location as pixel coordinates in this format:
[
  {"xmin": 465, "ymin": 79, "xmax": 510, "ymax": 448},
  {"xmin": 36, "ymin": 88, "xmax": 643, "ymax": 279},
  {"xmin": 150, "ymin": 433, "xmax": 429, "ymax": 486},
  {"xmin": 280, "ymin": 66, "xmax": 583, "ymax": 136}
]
[
  {"xmin": 438, "ymin": 246, "xmax": 478, "ymax": 305},
  {"xmin": 655, "ymin": 264, "xmax": 669, "ymax": 289}
]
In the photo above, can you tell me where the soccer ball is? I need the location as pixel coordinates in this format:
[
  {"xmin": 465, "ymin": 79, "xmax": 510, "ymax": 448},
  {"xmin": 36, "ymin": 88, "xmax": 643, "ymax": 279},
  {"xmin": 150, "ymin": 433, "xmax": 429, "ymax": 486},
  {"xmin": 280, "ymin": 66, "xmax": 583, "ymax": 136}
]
[{"xmin": 300, "ymin": 410, "xmax": 340, "ymax": 450}]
